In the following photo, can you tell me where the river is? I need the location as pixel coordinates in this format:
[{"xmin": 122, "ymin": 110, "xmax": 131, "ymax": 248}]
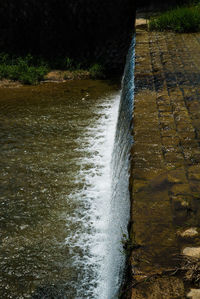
[
  {"xmin": 0, "ymin": 79, "xmax": 124, "ymax": 299},
  {"xmin": 0, "ymin": 37, "xmax": 135, "ymax": 299}
]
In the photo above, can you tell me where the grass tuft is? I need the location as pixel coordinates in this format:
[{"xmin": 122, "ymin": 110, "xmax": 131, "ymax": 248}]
[{"xmin": 149, "ymin": 3, "xmax": 200, "ymax": 33}]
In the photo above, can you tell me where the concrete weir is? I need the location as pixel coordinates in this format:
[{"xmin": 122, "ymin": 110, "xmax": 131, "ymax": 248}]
[{"xmin": 127, "ymin": 17, "xmax": 200, "ymax": 299}]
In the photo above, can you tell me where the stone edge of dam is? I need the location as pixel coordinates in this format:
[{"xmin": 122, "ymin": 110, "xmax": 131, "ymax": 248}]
[{"xmin": 123, "ymin": 15, "xmax": 200, "ymax": 299}]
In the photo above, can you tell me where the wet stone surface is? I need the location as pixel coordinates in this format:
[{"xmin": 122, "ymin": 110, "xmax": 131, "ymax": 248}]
[{"xmin": 128, "ymin": 20, "xmax": 200, "ymax": 299}]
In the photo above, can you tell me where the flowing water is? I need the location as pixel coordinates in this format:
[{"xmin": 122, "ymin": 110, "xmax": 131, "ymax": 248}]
[{"xmin": 0, "ymin": 39, "xmax": 135, "ymax": 299}]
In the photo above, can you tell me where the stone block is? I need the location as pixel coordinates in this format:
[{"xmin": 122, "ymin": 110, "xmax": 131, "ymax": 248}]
[
  {"xmin": 170, "ymin": 184, "xmax": 191, "ymax": 196},
  {"xmin": 162, "ymin": 136, "xmax": 180, "ymax": 146},
  {"xmin": 177, "ymin": 227, "xmax": 198, "ymax": 238},
  {"xmin": 187, "ymin": 289, "xmax": 200, "ymax": 299},
  {"xmin": 183, "ymin": 247, "xmax": 200, "ymax": 258},
  {"xmin": 167, "ymin": 169, "xmax": 187, "ymax": 184}
]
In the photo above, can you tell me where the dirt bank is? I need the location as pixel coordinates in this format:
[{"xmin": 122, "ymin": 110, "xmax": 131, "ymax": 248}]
[{"xmin": 0, "ymin": 70, "xmax": 91, "ymax": 88}]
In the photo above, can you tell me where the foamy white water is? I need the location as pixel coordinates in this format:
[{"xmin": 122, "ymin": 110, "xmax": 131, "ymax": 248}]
[
  {"xmin": 64, "ymin": 93, "xmax": 122, "ymax": 298},
  {"xmin": 64, "ymin": 37, "xmax": 135, "ymax": 299}
]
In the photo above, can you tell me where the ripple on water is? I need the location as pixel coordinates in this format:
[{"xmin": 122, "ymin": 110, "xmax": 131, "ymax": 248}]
[{"xmin": 0, "ymin": 80, "xmax": 127, "ymax": 298}]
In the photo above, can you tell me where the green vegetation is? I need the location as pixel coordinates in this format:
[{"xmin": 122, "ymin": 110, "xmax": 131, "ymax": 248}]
[
  {"xmin": 55, "ymin": 58, "xmax": 106, "ymax": 79},
  {"xmin": 0, "ymin": 53, "xmax": 106, "ymax": 85},
  {"xmin": 149, "ymin": 2, "xmax": 200, "ymax": 33},
  {"xmin": 0, "ymin": 54, "xmax": 48, "ymax": 85},
  {"xmin": 89, "ymin": 64, "xmax": 106, "ymax": 79},
  {"xmin": 0, "ymin": 1, "xmax": 134, "ymax": 79}
]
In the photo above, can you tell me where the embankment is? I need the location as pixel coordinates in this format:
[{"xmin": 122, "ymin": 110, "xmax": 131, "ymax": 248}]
[{"xmin": 125, "ymin": 18, "xmax": 200, "ymax": 299}]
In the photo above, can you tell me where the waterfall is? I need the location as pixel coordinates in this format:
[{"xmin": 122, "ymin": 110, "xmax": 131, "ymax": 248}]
[
  {"xmin": 95, "ymin": 36, "xmax": 135, "ymax": 298},
  {"xmin": 67, "ymin": 37, "xmax": 135, "ymax": 299},
  {"xmin": 109, "ymin": 36, "xmax": 135, "ymax": 298}
]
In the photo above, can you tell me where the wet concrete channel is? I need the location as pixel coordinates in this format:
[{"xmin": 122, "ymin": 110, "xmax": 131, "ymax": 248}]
[{"xmin": 127, "ymin": 18, "xmax": 200, "ymax": 299}]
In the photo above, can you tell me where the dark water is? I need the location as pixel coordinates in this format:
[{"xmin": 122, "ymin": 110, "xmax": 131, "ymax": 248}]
[{"xmin": 0, "ymin": 80, "xmax": 125, "ymax": 298}]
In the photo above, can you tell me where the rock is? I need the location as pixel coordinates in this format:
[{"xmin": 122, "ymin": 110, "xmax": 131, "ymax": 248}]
[
  {"xmin": 131, "ymin": 277, "xmax": 185, "ymax": 299},
  {"xmin": 183, "ymin": 247, "xmax": 200, "ymax": 258},
  {"xmin": 187, "ymin": 289, "xmax": 200, "ymax": 298},
  {"xmin": 178, "ymin": 228, "xmax": 198, "ymax": 238}
]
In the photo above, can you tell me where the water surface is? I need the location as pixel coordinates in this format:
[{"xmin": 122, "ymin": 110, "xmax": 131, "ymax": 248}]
[{"xmin": 0, "ymin": 80, "xmax": 123, "ymax": 298}]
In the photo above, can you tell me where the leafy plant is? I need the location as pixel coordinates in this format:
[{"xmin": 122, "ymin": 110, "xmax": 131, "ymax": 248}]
[
  {"xmin": 0, "ymin": 53, "xmax": 49, "ymax": 84},
  {"xmin": 89, "ymin": 63, "xmax": 105, "ymax": 79}
]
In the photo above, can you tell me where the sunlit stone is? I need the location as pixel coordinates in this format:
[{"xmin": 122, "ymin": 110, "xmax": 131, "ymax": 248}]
[
  {"xmin": 187, "ymin": 289, "xmax": 200, "ymax": 299},
  {"xmin": 183, "ymin": 247, "xmax": 200, "ymax": 258}
]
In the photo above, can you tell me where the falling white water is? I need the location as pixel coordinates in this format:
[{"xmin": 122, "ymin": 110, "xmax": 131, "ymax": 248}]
[
  {"xmin": 65, "ymin": 37, "xmax": 135, "ymax": 299},
  {"xmin": 64, "ymin": 93, "xmax": 121, "ymax": 298}
]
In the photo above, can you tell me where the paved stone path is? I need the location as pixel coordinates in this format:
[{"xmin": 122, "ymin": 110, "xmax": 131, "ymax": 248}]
[{"xmin": 128, "ymin": 21, "xmax": 200, "ymax": 299}]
